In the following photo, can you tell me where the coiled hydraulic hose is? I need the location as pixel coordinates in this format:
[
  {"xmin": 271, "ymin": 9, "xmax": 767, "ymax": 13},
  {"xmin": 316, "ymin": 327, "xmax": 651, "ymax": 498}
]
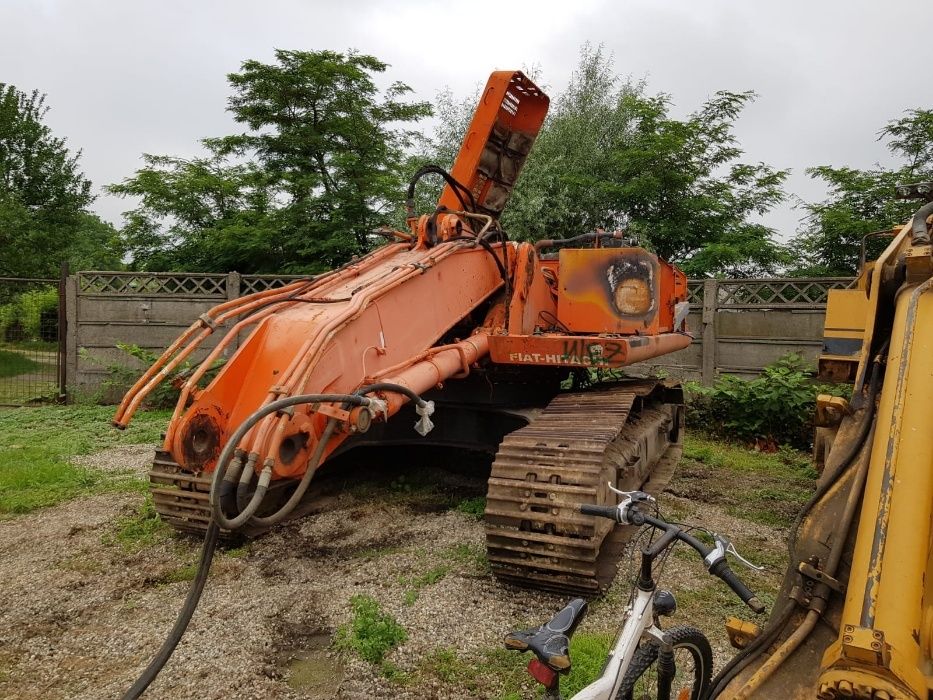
[
  {"xmin": 122, "ymin": 384, "xmax": 430, "ymax": 699},
  {"xmin": 208, "ymin": 393, "xmax": 373, "ymax": 530}
]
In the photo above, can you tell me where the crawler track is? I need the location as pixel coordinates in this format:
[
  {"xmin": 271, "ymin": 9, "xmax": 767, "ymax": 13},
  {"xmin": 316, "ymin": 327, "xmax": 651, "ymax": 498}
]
[
  {"xmin": 149, "ymin": 380, "xmax": 682, "ymax": 598},
  {"xmin": 484, "ymin": 381, "xmax": 682, "ymax": 597},
  {"xmin": 149, "ymin": 452, "xmax": 285, "ymax": 540}
]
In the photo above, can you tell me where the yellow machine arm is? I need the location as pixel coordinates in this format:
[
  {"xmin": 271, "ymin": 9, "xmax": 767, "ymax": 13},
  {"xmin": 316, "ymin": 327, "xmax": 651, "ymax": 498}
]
[{"xmin": 716, "ymin": 189, "xmax": 933, "ymax": 699}]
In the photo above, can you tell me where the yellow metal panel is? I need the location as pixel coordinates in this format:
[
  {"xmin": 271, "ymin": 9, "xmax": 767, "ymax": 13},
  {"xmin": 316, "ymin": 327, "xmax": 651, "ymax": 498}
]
[
  {"xmin": 823, "ymin": 289, "xmax": 869, "ymax": 340},
  {"xmin": 819, "ymin": 281, "xmax": 933, "ymax": 699}
]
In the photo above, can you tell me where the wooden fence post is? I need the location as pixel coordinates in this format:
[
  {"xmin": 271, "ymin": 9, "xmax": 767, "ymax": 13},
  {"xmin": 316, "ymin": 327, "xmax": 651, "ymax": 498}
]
[{"xmin": 702, "ymin": 279, "xmax": 718, "ymax": 386}]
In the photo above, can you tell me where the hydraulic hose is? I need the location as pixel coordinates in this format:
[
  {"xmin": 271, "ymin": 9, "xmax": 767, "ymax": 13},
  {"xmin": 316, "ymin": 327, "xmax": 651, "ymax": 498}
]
[
  {"xmin": 123, "ymin": 384, "xmax": 429, "ymax": 697},
  {"xmin": 208, "ymin": 393, "xmax": 372, "ymax": 530},
  {"xmin": 120, "ymin": 522, "xmax": 220, "ymax": 700},
  {"xmin": 245, "ymin": 418, "xmax": 338, "ymax": 527},
  {"xmin": 910, "ymin": 200, "xmax": 933, "ymax": 245},
  {"xmin": 406, "ymin": 164, "xmax": 477, "ymax": 216},
  {"xmin": 731, "ymin": 420, "xmax": 876, "ymax": 699}
]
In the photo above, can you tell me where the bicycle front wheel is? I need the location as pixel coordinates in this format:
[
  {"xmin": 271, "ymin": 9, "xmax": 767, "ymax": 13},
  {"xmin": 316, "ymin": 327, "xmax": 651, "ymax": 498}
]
[{"xmin": 616, "ymin": 625, "xmax": 712, "ymax": 700}]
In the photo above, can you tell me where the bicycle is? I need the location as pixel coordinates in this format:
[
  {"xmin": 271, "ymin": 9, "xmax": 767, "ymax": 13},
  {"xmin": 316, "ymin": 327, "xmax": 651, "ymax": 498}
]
[{"xmin": 503, "ymin": 487, "xmax": 766, "ymax": 700}]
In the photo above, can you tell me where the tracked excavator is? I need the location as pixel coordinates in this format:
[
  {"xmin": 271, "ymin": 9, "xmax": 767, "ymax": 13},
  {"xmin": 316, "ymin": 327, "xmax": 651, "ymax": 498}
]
[
  {"xmin": 113, "ymin": 70, "xmax": 691, "ymax": 598},
  {"xmin": 712, "ymin": 183, "xmax": 933, "ymax": 699}
]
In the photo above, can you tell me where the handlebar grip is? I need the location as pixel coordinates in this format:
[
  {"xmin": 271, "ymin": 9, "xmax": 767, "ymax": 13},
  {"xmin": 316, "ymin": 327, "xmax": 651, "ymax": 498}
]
[
  {"xmin": 579, "ymin": 504, "xmax": 619, "ymax": 521},
  {"xmin": 709, "ymin": 560, "xmax": 766, "ymax": 614}
]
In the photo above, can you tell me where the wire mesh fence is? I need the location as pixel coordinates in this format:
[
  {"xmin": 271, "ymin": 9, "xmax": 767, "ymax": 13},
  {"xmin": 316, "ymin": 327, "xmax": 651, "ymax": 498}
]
[{"xmin": 0, "ymin": 277, "xmax": 63, "ymax": 406}]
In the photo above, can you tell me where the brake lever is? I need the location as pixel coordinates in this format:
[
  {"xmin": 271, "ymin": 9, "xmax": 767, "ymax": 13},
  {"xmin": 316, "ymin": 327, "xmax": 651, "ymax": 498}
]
[
  {"xmin": 607, "ymin": 483, "xmax": 654, "ymax": 503},
  {"xmin": 713, "ymin": 533, "xmax": 765, "ymax": 572},
  {"xmin": 607, "ymin": 484, "xmax": 655, "ymax": 524}
]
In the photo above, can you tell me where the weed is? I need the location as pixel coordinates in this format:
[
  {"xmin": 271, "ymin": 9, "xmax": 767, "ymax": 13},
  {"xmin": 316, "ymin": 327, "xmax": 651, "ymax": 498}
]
[
  {"xmin": 683, "ymin": 435, "xmax": 812, "ymax": 481},
  {"xmin": 454, "ymin": 496, "xmax": 486, "ymax": 519},
  {"xmin": 106, "ymin": 495, "xmax": 169, "ymax": 550},
  {"xmin": 223, "ymin": 544, "xmax": 249, "ymax": 559},
  {"xmin": 416, "ymin": 646, "xmax": 529, "ymax": 697},
  {"xmin": 401, "ymin": 563, "xmax": 450, "ymax": 605},
  {"xmin": 334, "ymin": 595, "xmax": 407, "ymax": 666},
  {"xmin": 58, "ymin": 553, "xmax": 106, "ymax": 574},
  {"xmin": 357, "ymin": 544, "xmax": 403, "ymax": 560},
  {"xmin": 158, "ymin": 563, "xmax": 198, "ymax": 585},
  {"xmin": 380, "ymin": 661, "xmax": 411, "ymax": 684},
  {"xmin": 443, "ymin": 542, "xmax": 489, "ymax": 573},
  {"xmin": 686, "ymin": 353, "xmax": 850, "ymax": 449}
]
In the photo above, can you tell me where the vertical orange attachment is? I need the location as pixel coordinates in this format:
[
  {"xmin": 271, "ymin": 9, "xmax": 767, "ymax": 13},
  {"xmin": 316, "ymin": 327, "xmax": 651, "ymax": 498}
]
[{"xmin": 439, "ymin": 71, "xmax": 548, "ymax": 218}]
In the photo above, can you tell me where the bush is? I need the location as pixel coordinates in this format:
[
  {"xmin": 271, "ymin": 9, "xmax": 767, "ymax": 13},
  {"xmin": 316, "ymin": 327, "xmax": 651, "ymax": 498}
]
[
  {"xmin": 0, "ymin": 287, "xmax": 59, "ymax": 342},
  {"xmin": 686, "ymin": 353, "xmax": 849, "ymax": 450}
]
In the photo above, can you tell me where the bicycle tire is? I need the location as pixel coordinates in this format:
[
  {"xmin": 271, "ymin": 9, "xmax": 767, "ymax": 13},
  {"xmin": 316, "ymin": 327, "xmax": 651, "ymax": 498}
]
[{"xmin": 616, "ymin": 625, "xmax": 712, "ymax": 700}]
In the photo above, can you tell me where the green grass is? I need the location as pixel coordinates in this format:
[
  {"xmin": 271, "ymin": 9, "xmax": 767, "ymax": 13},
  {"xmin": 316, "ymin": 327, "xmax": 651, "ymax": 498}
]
[
  {"xmin": 355, "ymin": 544, "xmax": 403, "ymax": 560},
  {"xmin": 106, "ymin": 494, "xmax": 170, "ymax": 550},
  {"xmin": 0, "ymin": 405, "xmax": 169, "ymax": 514},
  {"xmin": 1, "ymin": 340, "xmax": 59, "ymax": 352},
  {"xmin": 0, "ymin": 349, "xmax": 41, "ymax": 378},
  {"xmin": 401, "ymin": 563, "xmax": 450, "ymax": 605},
  {"xmin": 682, "ymin": 434, "xmax": 816, "ymax": 527},
  {"xmin": 454, "ymin": 496, "xmax": 486, "ymax": 519},
  {"xmin": 157, "ymin": 563, "xmax": 198, "ymax": 585},
  {"xmin": 335, "ymin": 595, "xmax": 408, "ymax": 666},
  {"xmin": 443, "ymin": 542, "xmax": 489, "ymax": 574},
  {"xmin": 684, "ymin": 435, "xmax": 816, "ymax": 479},
  {"xmin": 415, "ymin": 646, "xmax": 530, "ymax": 697},
  {"xmin": 559, "ymin": 632, "xmax": 615, "ymax": 696}
]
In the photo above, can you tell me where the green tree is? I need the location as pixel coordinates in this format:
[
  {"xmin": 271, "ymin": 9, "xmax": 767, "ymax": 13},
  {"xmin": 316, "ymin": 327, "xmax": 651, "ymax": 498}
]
[
  {"xmin": 0, "ymin": 84, "xmax": 116, "ymax": 277},
  {"xmin": 416, "ymin": 46, "xmax": 788, "ymax": 277},
  {"xmin": 792, "ymin": 109, "xmax": 933, "ymax": 276},
  {"xmin": 112, "ymin": 50, "xmax": 431, "ymax": 273}
]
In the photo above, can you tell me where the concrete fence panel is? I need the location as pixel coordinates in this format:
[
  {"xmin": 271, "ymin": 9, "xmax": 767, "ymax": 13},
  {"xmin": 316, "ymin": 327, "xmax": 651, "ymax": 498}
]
[{"xmin": 64, "ymin": 272, "xmax": 856, "ymax": 396}]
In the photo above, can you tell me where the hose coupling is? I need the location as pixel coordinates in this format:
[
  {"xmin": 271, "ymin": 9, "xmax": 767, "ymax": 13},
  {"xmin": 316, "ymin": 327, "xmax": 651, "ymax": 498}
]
[
  {"xmin": 367, "ymin": 397, "xmax": 388, "ymax": 423},
  {"xmin": 414, "ymin": 400, "xmax": 436, "ymax": 436}
]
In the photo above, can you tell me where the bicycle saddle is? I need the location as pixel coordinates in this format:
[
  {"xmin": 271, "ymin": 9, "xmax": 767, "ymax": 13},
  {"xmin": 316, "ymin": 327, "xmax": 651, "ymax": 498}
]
[{"xmin": 503, "ymin": 598, "xmax": 588, "ymax": 672}]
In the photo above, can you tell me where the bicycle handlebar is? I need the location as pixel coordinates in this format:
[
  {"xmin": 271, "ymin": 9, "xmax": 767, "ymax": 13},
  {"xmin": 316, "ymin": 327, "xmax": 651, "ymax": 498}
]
[
  {"xmin": 709, "ymin": 559, "xmax": 766, "ymax": 613},
  {"xmin": 579, "ymin": 501, "xmax": 765, "ymax": 614},
  {"xmin": 580, "ymin": 504, "xmax": 619, "ymax": 519}
]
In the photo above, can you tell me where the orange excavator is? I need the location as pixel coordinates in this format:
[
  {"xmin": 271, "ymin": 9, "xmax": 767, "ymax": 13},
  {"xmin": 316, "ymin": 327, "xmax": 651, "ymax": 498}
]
[{"xmin": 114, "ymin": 70, "xmax": 691, "ymax": 598}]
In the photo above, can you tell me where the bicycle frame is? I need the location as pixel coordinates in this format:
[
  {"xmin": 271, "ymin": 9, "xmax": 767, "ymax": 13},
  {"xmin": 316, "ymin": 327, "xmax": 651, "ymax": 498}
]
[
  {"xmin": 569, "ymin": 586, "xmax": 660, "ymax": 699},
  {"xmin": 520, "ymin": 494, "xmax": 763, "ymax": 700}
]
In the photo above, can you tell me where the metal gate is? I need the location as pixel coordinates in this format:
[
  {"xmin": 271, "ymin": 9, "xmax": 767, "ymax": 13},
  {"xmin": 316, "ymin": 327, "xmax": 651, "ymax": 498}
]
[{"xmin": 0, "ymin": 275, "xmax": 65, "ymax": 406}]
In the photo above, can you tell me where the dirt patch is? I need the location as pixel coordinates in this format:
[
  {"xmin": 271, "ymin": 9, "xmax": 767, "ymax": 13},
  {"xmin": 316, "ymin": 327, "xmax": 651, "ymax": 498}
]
[{"xmin": 0, "ymin": 445, "xmax": 790, "ymax": 699}]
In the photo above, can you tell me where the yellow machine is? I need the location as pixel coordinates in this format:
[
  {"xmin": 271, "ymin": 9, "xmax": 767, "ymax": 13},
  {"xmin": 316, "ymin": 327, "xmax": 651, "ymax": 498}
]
[{"xmin": 713, "ymin": 185, "xmax": 933, "ymax": 698}]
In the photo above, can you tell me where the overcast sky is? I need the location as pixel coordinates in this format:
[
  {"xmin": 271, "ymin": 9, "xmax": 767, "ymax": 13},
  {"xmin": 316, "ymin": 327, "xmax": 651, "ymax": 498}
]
[{"xmin": 3, "ymin": 0, "xmax": 932, "ymax": 241}]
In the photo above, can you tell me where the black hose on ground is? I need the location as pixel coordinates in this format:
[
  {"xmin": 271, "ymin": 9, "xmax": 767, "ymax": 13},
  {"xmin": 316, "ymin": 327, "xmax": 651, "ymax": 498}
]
[
  {"xmin": 121, "ymin": 522, "xmax": 220, "ymax": 700},
  {"xmin": 121, "ymin": 384, "xmax": 429, "ymax": 697}
]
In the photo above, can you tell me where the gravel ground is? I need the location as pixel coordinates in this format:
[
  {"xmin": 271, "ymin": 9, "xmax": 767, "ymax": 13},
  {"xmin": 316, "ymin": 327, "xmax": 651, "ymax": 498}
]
[{"xmin": 0, "ymin": 445, "xmax": 789, "ymax": 699}]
